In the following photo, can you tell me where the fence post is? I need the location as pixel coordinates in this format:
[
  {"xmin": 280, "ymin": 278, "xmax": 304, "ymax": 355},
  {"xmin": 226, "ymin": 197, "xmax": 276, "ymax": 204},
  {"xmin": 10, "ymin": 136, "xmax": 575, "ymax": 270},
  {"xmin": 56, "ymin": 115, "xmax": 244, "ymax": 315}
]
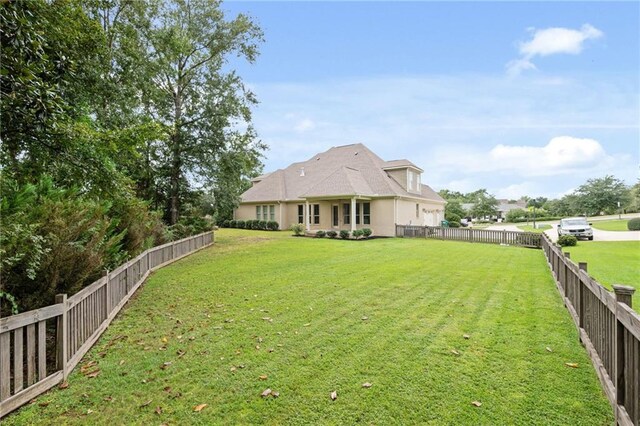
[
  {"xmin": 55, "ymin": 294, "xmax": 68, "ymax": 380},
  {"xmin": 104, "ymin": 270, "xmax": 111, "ymax": 315},
  {"xmin": 172, "ymin": 241, "xmax": 176, "ymax": 259},
  {"xmin": 613, "ymin": 284, "xmax": 635, "ymax": 422}
]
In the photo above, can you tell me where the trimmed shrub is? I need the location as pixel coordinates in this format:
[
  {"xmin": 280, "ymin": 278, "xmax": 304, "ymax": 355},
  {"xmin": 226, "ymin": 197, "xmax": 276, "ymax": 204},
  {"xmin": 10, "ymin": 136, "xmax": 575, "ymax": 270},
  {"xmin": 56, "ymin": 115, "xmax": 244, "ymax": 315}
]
[
  {"xmin": 558, "ymin": 235, "xmax": 578, "ymax": 247},
  {"xmin": 290, "ymin": 223, "xmax": 305, "ymax": 236},
  {"xmin": 449, "ymin": 221, "xmax": 461, "ymax": 228},
  {"xmin": 229, "ymin": 220, "xmax": 237, "ymax": 228},
  {"xmin": 362, "ymin": 228, "xmax": 372, "ymax": 238},
  {"xmin": 326, "ymin": 230, "xmax": 337, "ymax": 238},
  {"xmin": 339, "ymin": 230, "xmax": 350, "ymax": 239},
  {"xmin": 628, "ymin": 218, "xmax": 640, "ymax": 231},
  {"xmin": 316, "ymin": 230, "xmax": 326, "ymax": 238},
  {"xmin": 352, "ymin": 229, "xmax": 364, "ymax": 239},
  {"xmin": 267, "ymin": 221, "xmax": 279, "ymax": 231},
  {"xmin": 236, "ymin": 220, "xmax": 245, "ymax": 229},
  {"xmin": 259, "ymin": 220, "xmax": 268, "ymax": 230},
  {"xmin": 222, "ymin": 220, "xmax": 230, "ymax": 228}
]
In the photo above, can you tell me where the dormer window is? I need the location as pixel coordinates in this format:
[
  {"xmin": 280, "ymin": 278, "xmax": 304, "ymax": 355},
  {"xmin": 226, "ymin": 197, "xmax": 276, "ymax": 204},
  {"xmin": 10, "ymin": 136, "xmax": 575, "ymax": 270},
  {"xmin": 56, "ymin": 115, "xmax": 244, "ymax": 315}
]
[{"xmin": 407, "ymin": 169, "xmax": 421, "ymax": 193}]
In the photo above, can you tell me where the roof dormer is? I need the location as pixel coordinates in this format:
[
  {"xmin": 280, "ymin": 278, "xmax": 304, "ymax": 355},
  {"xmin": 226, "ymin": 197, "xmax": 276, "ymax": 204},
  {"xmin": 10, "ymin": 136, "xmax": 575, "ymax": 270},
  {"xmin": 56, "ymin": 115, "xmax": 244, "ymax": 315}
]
[{"xmin": 383, "ymin": 160, "xmax": 423, "ymax": 194}]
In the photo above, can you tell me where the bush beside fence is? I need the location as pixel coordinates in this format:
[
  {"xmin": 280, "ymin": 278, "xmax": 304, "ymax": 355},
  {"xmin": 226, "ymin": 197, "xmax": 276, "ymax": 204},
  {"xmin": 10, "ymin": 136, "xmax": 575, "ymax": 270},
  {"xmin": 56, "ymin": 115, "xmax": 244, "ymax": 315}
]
[{"xmin": 0, "ymin": 231, "xmax": 214, "ymax": 418}]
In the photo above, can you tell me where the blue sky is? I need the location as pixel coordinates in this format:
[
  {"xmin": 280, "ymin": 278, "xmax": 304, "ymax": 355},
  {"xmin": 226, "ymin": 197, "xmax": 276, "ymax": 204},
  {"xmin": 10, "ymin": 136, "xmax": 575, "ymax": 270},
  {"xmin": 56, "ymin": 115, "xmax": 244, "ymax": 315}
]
[{"xmin": 222, "ymin": 1, "xmax": 639, "ymax": 199}]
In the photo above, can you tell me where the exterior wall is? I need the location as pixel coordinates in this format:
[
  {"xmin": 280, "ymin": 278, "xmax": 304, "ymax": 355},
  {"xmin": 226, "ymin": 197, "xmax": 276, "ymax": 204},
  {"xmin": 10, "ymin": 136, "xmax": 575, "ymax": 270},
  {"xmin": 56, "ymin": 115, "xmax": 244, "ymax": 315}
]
[
  {"xmin": 386, "ymin": 169, "xmax": 407, "ymax": 190},
  {"xmin": 235, "ymin": 203, "xmax": 284, "ymax": 228},
  {"xmin": 396, "ymin": 199, "xmax": 445, "ymax": 227}
]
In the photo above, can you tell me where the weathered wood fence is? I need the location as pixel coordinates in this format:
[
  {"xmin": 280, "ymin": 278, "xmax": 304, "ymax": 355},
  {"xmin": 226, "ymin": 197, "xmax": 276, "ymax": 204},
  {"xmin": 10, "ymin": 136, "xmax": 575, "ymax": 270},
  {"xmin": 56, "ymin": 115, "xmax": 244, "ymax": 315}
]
[
  {"xmin": 395, "ymin": 224, "xmax": 542, "ymax": 248},
  {"xmin": 541, "ymin": 233, "xmax": 639, "ymax": 426},
  {"xmin": 0, "ymin": 231, "xmax": 214, "ymax": 418}
]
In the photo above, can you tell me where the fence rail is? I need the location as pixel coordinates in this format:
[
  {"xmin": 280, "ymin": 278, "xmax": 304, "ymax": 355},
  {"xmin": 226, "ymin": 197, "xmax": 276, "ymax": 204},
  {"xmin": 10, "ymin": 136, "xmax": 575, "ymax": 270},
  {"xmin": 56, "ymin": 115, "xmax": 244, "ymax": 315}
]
[
  {"xmin": 0, "ymin": 231, "xmax": 214, "ymax": 418},
  {"xmin": 541, "ymin": 233, "xmax": 639, "ymax": 426},
  {"xmin": 396, "ymin": 224, "xmax": 542, "ymax": 248}
]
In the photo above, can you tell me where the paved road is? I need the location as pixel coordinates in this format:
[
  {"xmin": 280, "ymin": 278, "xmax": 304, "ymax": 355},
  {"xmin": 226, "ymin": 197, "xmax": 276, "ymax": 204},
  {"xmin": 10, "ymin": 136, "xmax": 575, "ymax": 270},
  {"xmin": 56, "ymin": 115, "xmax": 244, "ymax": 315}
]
[{"xmin": 486, "ymin": 221, "xmax": 640, "ymax": 242}]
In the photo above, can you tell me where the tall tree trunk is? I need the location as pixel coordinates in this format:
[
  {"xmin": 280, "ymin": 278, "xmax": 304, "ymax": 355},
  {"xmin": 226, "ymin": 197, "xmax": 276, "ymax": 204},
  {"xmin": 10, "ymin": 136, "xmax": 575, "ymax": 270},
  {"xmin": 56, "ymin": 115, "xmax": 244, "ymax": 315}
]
[{"xmin": 169, "ymin": 90, "xmax": 182, "ymax": 225}]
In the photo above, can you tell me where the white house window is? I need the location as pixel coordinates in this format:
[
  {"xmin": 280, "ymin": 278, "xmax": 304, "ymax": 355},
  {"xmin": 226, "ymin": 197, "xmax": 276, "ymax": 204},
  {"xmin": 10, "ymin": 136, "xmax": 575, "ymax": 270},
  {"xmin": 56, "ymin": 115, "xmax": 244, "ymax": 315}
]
[
  {"xmin": 343, "ymin": 203, "xmax": 350, "ymax": 224},
  {"xmin": 256, "ymin": 205, "xmax": 261, "ymax": 220},
  {"xmin": 298, "ymin": 205, "xmax": 304, "ymax": 223},
  {"xmin": 269, "ymin": 205, "xmax": 275, "ymax": 221},
  {"xmin": 257, "ymin": 205, "xmax": 274, "ymax": 220},
  {"xmin": 363, "ymin": 202, "xmax": 370, "ymax": 225}
]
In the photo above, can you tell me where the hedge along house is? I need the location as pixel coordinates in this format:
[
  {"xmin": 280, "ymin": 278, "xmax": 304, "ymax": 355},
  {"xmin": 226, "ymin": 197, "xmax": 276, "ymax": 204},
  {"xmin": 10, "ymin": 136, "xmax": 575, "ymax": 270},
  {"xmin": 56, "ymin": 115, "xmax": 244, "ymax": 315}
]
[{"xmin": 234, "ymin": 143, "xmax": 446, "ymax": 237}]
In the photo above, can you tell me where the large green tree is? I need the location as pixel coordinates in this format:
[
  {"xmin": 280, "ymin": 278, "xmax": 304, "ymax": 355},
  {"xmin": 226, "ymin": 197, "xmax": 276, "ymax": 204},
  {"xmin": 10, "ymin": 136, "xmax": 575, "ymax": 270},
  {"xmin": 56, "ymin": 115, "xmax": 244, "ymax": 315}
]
[
  {"xmin": 469, "ymin": 191, "xmax": 499, "ymax": 219},
  {"xmin": 132, "ymin": 0, "xmax": 264, "ymax": 224},
  {"xmin": 574, "ymin": 175, "xmax": 629, "ymax": 215}
]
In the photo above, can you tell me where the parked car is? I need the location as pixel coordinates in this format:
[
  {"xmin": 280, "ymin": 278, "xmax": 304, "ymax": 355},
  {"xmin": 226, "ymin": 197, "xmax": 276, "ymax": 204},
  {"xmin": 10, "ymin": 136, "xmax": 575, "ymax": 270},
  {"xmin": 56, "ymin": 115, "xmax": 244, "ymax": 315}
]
[{"xmin": 557, "ymin": 217, "xmax": 593, "ymax": 240}]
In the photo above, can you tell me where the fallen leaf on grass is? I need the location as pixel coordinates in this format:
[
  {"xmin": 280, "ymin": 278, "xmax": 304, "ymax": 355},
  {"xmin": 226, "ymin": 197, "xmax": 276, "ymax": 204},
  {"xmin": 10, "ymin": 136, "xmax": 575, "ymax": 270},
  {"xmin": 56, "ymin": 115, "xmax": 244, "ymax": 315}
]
[
  {"xmin": 140, "ymin": 400, "xmax": 152, "ymax": 408},
  {"xmin": 271, "ymin": 391, "xmax": 280, "ymax": 398},
  {"xmin": 463, "ymin": 334, "xmax": 470, "ymax": 340},
  {"xmin": 59, "ymin": 382, "xmax": 69, "ymax": 389},
  {"xmin": 177, "ymin": 349, "xmax": 186, "ymax": 357},
  {"xmin": 119, "ymin": 360, "xmax": 125, "ymax": 366},
  {"xmin": 565, "ymin": 363, "xmax": 579, "ymax": 368},
  {"xmin": 546, "ymin": 347, "xmax": 553, "ymax": 353},
  {"xmin": 230, "ymin": 367, "xmax": 237, "ymax": 372},
  {"xmin": 451, "ymin": 349, "xmax": 460, "ymax": 356},
  {"xmin": 259, "ymin": 375, "xmax": 268, "ymax": 380},
  {"xmin": 161, "ymin": 337, "xmax": 168, "ymax": 344},
  {"xmin": 155, "ymin": 406, "xmax": 163, "ymax": 415},
  {"xmin": 38, "ymin": 401, "xmax": 50, "ymax": 407},
  {"xmin": 330, "ymin": 391, "xmax": 338, "ymax": 401},
  {"xmin": 163, "ymin": 386, "xmax": 172, "ymax": 392},
  {"xmin": 268, "ymin": 348, "xmax": 274, "ymax": 353},
  {"xmin": 303, "ymin": 323, "xmax": 311, "ymax": 327},
  {"xmin": 362, "ymin": 383, "xmax": 372, "ymax": 388},
  {"xmin": 193, "ymin": 403, "xmax": 208, "ymax": 412},
  {"xmin": 471, "ymin": 401, "xmax": 482, "ymax": 407},
  {"xmin": 87, "ymin": 409, "xmax": 94, "ymax": 414},
  {"xmin": 104, "ymin": 396, "xmax": 114, "ymax": 402},
  {"xmin": 160, "ymin": 362, "xmax": 172, "ymax": 370},
  {"xmin": 260, "ymin": 389, "xmax": 272, "ymax": 397},
  {"xmin": 86, "ymin": 370, "xmax": 101, "ymax": 379},
  {"xmin": 361, "ymin": 316, "xmax": 369, "ymax": 321}
]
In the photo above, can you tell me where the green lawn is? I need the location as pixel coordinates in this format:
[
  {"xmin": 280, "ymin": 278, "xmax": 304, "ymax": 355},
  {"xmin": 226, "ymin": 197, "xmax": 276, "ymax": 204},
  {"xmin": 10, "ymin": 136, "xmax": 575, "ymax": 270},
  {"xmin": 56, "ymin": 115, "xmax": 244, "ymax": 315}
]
[
  {"xmin": 563, "ymin": 241, "xmax": 640, "ymax": 307},
  {"xmin": 5, "ymin": 230, "xmax": 612, "ymax": 425},
  {"xmin": 517, "ymin": 224, "xmax": 552, "ymax": 233},
  {"xmin": 590, "ymin": 219, "xmax": 632, "ymax": 231}
]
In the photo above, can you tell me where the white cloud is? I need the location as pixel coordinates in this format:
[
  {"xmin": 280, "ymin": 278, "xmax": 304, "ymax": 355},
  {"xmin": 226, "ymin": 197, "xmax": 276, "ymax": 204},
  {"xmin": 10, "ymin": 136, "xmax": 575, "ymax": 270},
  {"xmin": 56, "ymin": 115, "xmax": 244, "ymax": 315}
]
[
  {"xmin": 507, "ymin": 24, "xmax": 603, "ymax": 76},
  {"xmin": 294, "ymin": 118, "xmax": 316, "ymax": 132}
]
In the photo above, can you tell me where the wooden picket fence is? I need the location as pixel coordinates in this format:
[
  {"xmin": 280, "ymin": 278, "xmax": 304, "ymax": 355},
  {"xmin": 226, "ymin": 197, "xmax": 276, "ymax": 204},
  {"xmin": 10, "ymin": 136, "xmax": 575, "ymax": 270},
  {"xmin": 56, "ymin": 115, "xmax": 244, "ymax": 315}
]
[
  {"xmin": 541, "ymin": 233, "xmax": 639, "ymax": 426},
  {"xmin": 395, "ymin": 224, "xmax": 542, "ymax": 248},
  {"xmin": 0, "ymin": 231, "xmax": 214, "ymax": 418}
]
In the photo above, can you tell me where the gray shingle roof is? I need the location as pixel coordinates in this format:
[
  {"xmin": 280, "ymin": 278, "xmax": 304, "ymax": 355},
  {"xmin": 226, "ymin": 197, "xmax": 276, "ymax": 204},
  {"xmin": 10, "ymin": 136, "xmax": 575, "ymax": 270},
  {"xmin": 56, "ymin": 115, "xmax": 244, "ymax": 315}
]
[{"xmin": 240, "ymin": 143, "xmax": 445, "ymax": 203}]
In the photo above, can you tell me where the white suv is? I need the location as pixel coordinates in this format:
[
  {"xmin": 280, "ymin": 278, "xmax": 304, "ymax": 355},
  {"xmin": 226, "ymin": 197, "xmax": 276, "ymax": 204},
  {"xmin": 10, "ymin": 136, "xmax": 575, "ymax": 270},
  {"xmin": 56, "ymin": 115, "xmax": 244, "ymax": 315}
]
[{"xmin": 557, "ymin": 217, "xmax": 594, "ymax": 240}]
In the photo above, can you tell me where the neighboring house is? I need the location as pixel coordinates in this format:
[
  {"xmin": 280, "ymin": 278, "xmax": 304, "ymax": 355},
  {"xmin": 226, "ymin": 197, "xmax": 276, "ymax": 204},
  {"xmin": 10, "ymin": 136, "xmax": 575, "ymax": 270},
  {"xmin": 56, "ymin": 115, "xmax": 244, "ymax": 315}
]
[
  {"xmin": 463, "ymin": 199, "xmax": 528, "ymax": 221},
  {"xmin": 234, "ymin": 143, "xmax": 446, "ymax": 236}
]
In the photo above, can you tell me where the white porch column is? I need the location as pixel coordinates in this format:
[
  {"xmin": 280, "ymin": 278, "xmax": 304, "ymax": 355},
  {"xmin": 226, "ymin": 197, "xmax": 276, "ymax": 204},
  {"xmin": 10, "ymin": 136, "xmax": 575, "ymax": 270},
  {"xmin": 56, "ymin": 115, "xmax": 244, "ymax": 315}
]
[
  {"xmin": 305, "ymin": 200, "xmax": 310, "ymax": 231},
  {"xmin": 351, "ymin": 197, "xmax": 356, "ymax": 232}
]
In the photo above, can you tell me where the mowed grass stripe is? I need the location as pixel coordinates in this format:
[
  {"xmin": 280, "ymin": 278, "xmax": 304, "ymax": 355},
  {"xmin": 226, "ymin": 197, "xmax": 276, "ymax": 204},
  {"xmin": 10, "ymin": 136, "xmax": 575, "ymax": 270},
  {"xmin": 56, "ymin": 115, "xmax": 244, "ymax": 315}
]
[{"xmin": 4, "ymin": 229, "xmax": 612, "ymax": 425}]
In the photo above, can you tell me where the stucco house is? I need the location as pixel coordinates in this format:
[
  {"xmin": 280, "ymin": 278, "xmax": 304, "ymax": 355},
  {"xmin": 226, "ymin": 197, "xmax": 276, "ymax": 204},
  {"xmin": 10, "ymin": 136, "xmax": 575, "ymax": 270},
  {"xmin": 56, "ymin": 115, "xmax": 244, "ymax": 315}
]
[{"xmin": 234, "ymin": 143, "xmax": 446, "ymax": 237}]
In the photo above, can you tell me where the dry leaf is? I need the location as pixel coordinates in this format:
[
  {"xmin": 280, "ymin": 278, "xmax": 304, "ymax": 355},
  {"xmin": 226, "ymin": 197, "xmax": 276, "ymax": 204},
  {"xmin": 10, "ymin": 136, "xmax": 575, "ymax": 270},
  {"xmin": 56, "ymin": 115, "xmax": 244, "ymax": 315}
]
[
  {"xmin": 271, "ymin": 391, "xmax": 280, "ymax": 398},
  {"xmin": 362, "ymin": 382, "xmax": 372, "ymax": 388},
  {"xmin": 155, "ymin": 406, "xmax": 163, "ymax": 415},
  {"xmin": 262, "ymin": 317, "xmax": 271, "ymax": 321},
  {"xmin": 193, "ymin": 403, "xmax": 208, "ymax": 412},
  {"xmin": 140, "ymin": 400, "xmax": 152, "ymax": 408},
  {"xmin": 256, "ymin": 345, "xmax": 261, "ymax": 350},
  {"xmin": 59, "ymin": 382, "xmax": 69, "ymax": 389},
  {"xmin": 86, "ymin": 370, "xmax": 101, "ymax": 379},
  {"xmin": 38, "ymin": 401, "xmax": 50, "ymax": 407},
  {"xmin": 160, "ymin": 362, "xmax": 172, "ymax": 370},
  {"xmin": 104, "ymin": 396, "xmax": 114, "ymax": 402},
  {"xmin": 565, "ymin": 362, "xmax": 579, "ymax": 368},
  {"xmin": 260, "ymin": 388, "xmax": 272, "ymax": 397},
  {"xmin": 471, "ymin": 401, "xmax": 482, "ymax": 407},
  {"xmin": 463, "ymin": 334, "xmax": 470, "ymax": 339},
  {"xmin": 330, "ymin": 391, "xmax": 338, "ymax": 401},
  {"xmin": 451, "ymin": 349, "xmax": 460, "ymax": 356},
  {"xmin": 163, "ymin": 386, "xmax": 172, "ymax": 392},
  {"xmin": 545, "ymin": 347, "xmax": 553, "ymax": 352},
  {"xmin": 303, "ymin": 323, "xmax": 311, "ymax": 327},
  {"xmin": 161, "ymin": 337, "xmax": 168, "ymax": 343},
  {"xmin": 361, "ymin": 316, "xmax": 369, "ymax": 321},
  {"xmin": 119, "ymin": 360, "xmax": 125, "ymax": 365},
  {"xmin": 259, "ymin": 375, "xmax": 268, "ymax": 380},
  {"xmin": 87, "ymin": 409, "xmax": 94, "ymax": 414},
  {"xmin": 177, "ymin": 349, "xmax": 186, "ymax": 357},
  {"xmin": 268, "ymin": 348, "xmax": 274, "ymax": 353}
]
